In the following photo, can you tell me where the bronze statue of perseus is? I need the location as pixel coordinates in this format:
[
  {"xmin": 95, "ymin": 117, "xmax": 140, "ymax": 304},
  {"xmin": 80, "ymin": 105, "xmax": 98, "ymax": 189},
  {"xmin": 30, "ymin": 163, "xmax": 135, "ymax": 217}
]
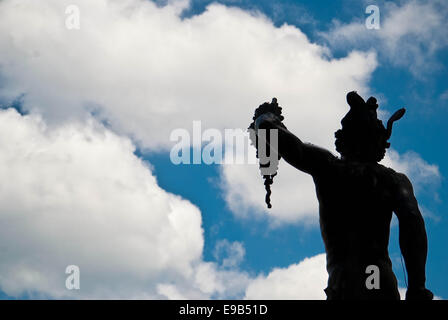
[{"xmin": 249, "ymin": 91, "xmax": 433, "ymax": 300}]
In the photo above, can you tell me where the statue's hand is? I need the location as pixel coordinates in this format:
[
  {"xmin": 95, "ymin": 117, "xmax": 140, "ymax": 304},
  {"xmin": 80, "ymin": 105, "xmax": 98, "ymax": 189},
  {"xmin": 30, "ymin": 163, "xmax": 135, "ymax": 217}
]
[
  {"xmin": 248, "ymin": 112, "xmax": 285, "ymax": 160},
  {"xmin": 405, "ymin": 287, "xmax": 434, "ymax": 300},
  {"xmin": 254, "ymin": 112, "xmax": 285, "ymax": 132}
]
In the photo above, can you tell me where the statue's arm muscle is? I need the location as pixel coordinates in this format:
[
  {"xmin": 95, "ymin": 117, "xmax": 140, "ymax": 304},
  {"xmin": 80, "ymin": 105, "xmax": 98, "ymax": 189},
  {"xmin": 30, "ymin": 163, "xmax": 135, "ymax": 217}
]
[
  {"xmin": 255, "ymin": 113, "xmax": 336, "ymax": 175},
  {"xmin": 394, "ymin": 173, "xmax": 433, "ymax": 299}
]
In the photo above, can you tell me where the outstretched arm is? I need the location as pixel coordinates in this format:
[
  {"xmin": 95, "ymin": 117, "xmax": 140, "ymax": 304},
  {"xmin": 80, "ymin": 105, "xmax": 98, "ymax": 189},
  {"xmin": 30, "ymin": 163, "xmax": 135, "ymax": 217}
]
[
  {"xmin": 254, "ymin": 112, "xmax": 336, "ymax": 175},
  {"xmin": 394, "ymin": 173, "xmax": 433, "ymax": 300}
]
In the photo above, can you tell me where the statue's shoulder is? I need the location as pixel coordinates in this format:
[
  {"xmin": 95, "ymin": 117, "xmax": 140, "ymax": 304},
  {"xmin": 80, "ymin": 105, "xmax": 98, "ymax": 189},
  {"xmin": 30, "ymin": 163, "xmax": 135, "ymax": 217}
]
[
  {"xmin": 376, "ymin": 162, "xmax": 397, "ymax": 174},
  {"xmin": 376, "ymin": 163, "xmax": 411, "ymax": 188}
]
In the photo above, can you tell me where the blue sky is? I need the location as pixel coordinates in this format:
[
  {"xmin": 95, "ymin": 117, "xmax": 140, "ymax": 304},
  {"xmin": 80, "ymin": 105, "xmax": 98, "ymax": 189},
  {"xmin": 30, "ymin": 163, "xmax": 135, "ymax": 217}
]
[{"xmin": 0, "ymin": 0, "xmax": 446, "ymax": 299}]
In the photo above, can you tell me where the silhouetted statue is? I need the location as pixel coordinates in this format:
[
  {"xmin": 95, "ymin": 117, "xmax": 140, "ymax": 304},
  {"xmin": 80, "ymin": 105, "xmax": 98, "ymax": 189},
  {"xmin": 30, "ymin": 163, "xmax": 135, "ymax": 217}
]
[{"xmin": 249, "ymin": 91, "xmax": 433, "ymax": 300}]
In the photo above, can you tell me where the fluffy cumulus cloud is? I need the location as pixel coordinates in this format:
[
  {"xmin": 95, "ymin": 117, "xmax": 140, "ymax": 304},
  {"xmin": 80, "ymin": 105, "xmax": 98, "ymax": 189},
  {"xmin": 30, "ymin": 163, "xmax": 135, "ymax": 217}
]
[
  {"xmin": 213, "ymin": 239, "xmax": 245, "ymax": 269},
  {"xmin": 0, "ymin": 107, "xmax": 259, "ymax": 299},
  {"xmin": 381, "ymin": 149, "xmax": 440, "ymax": 192},
  {"xmin": 221, "ymin": 157, "xmax": 319, "ymax": 224},
  {"xmin": 245, "ymin": 253, "xmax": 327, "ymax": 300},
  {"xmin": 0, "ymin": 108, "xmax": 207, "ymax": 298},
  {"xmin": 244, "ymin": 253, "xmax": 419, "ymax": 300},
  {"xmin": 321, "ymin": 0, "xmax": 448, "ymax": 75},
  {"xmin": 0, "ymin": 0, "xmax": 381, "ymax": 228},
  {"xmin": 0, "ymin": 0, "xmax": 376, "ymax": 151}
]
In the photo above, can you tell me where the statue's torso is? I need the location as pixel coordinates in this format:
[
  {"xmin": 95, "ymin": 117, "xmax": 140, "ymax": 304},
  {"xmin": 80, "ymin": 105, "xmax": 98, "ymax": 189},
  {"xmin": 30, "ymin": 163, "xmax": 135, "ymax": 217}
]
[{"xmin": 313, "ymin": 158, "xmax": 401, "ymax": 299}]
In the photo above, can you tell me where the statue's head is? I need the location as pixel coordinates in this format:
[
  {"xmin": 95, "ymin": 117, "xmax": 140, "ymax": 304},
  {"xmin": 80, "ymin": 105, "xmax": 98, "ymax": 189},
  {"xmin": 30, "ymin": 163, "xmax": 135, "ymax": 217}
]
[{"xmin": 335, "ymin": 91, "xmax": 405, "ymax": 163}]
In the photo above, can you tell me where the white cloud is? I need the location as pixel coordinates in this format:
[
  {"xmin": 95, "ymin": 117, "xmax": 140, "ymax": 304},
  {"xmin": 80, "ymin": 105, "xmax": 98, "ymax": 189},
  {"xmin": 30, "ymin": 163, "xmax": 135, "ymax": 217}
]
[
  {"xmin": 213, "ymin": 239, "xmax": 245, "ymax": 269},
  {"xmin": 0, "ymin": 108, "xmax": 259, "ymax": 299},
  {"xmin": 381, "ymin": 149, "xmax": 440, "ymax": 192},
  {"xmin": 321, "ymin": 0, "xmax": 448, "ymax": 75},
  {"xmin": 0, "ymin": 108, "xmax": 207, "ymax": 298},
  {"xmin": 221, "ymin": 158, "xmax": 319, "ymax": 225},
  {"xmin": 0, "ymin": 0, "xmax": 376, "ymax": 151},
  {"xmin": 245, "ymin": 253, "xmax": 328, "ymax": 300},
  {"xmin": 0, "ymin": 0, "xmax": 383, "ymax": 223},
  {"xmin": 192, "ymin": 262, "xmax": 252, "ymax": 299},
  {"xmin": 0, "ymin": 2, "xmax": 440, "ymax": 214}
]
